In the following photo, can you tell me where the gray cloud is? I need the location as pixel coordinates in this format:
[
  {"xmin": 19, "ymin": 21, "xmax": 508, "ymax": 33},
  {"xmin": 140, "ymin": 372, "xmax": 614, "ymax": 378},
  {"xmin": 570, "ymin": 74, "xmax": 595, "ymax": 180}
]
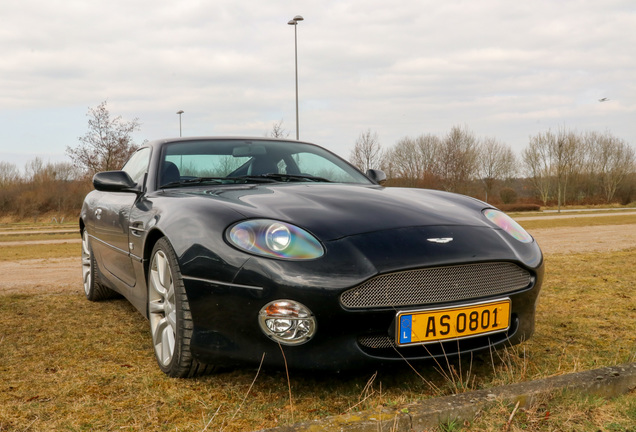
[{"xmin": 0, "ymin": 0, "xmax": 634, "ymax": 166}]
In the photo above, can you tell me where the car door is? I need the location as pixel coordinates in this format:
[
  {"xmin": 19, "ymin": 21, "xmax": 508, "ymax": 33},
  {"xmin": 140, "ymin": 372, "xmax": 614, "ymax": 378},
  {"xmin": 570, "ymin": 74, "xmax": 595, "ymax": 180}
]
[
  {"xmin": 91, "ymin": 147, "xmax": 151, "ymax": 287},
  {"xmin": 91, "ymin": 192, "xmax": 138, "ymax": 286}
]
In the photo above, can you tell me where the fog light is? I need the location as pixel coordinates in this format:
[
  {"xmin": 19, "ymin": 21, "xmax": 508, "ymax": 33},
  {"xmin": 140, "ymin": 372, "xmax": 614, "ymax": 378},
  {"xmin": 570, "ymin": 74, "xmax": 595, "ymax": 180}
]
[{"xmin": 258, "ymin": 300, "xmax": 316, "ymax": 345}]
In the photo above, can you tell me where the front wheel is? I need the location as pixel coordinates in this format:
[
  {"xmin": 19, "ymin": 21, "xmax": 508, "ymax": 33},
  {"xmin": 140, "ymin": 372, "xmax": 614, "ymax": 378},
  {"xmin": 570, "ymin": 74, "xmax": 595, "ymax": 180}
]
[{"xmin": 147, "ymin": 237, "xmax": 214, "ymax": 377}]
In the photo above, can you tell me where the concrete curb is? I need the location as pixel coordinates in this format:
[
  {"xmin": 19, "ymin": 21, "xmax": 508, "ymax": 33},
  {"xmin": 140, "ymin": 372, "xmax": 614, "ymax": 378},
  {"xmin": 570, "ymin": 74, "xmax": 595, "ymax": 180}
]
[{"xmin": 258, "ymin": 362, "xmax": 636, "ymax": 431}]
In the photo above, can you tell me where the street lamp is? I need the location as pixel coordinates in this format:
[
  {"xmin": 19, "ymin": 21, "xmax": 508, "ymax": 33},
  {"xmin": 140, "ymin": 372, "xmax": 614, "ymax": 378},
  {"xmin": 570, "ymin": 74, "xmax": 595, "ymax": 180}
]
[
  {"xmin": 176, "ymin": 110, "xmax": 184, "ymax": 137},
  {"xmin": 287, "ymin": 15, "xmax": 303, "ymax": 140}
]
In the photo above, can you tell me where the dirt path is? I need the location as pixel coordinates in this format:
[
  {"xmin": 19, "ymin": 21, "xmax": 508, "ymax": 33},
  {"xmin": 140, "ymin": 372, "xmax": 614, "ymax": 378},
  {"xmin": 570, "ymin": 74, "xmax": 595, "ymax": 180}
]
[
  {"xmin": 0, "ymin": 258, "xmax": 82, "ymax": 295},
  {"xmin": 0, "ymin": 220, "xmax": 634, "ymax": 295},
  {"xmin": 515, "ymin": 211, "xmax": 636, "ymax": 221},
  {"xmin": 530, "ymin": 224, "xmax": 636, "ymax": 255}
]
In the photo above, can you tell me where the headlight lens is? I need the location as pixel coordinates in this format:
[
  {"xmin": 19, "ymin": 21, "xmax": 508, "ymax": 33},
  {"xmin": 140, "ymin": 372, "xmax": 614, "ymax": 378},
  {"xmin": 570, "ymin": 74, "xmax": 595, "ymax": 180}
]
[
  {"xmin": 227, "ymin": 219, "xmax": 324, "ymax": 259},
  {"xmin": 266, "ymin": 223, "xmax": 292, "ymax": 251},
  {"xmin": 483, "ymin": 209, "xmax": 533, "ymax": 243},
  {"xmin": 258, "ymin": 300, "xmax": 316, "ymax": 345}
]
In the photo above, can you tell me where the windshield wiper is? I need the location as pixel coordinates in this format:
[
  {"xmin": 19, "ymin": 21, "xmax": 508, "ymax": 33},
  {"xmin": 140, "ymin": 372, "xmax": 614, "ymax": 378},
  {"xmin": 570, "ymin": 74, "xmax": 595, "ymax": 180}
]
[
  {"xmin": 235, "ymin": 173, "xmax": 331, "ymax": 183},
  {"xmin": 159, "ymin": 177, "xmax": 225, "ymax": 188},
  {"xmin": 160, "ymin": 173, "xmax": 331, "ymax": 189}
]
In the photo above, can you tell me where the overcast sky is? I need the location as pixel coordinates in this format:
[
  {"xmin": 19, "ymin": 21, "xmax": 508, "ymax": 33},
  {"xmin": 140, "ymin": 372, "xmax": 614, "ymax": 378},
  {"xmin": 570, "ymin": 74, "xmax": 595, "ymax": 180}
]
[{"xmin": 1, "ymin": 0, "xmax": 635, "ymax": 169}]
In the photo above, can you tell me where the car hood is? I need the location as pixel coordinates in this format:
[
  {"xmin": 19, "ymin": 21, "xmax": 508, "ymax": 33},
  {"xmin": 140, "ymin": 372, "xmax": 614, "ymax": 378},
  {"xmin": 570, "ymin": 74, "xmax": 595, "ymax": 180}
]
[{"xmin": 178, "ymin": 183, "xmax": 492, "ymax": 241}]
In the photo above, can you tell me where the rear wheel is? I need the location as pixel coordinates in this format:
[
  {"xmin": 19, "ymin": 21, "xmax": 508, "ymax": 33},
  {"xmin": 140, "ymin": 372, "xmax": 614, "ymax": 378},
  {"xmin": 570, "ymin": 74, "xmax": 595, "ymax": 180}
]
[
  {"xmin": 148, "ymin": 237, "xmax": 214, "ymax": 377},
  {"xmin": 81, "ymin": 230, "xmax": 116, "ymax": 301}
]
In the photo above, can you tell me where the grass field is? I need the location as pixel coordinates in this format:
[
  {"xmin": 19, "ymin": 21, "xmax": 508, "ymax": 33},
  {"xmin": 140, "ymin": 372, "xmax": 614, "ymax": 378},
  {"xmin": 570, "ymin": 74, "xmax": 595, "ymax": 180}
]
[
  {"xmin": 0, "ymin": 243, "xmax": 79, "ymax": 261},
  {"xmin": 0, "ymin": 215, "xmax": 634, "ymax": 431},
  {"xmin": 516, "ymin": 213, "xmax": 636, "ymax": 230}
]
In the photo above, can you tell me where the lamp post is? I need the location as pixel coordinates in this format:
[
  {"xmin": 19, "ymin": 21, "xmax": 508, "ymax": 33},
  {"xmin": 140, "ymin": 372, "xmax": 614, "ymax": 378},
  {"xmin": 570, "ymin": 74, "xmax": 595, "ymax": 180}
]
[
  {"xmin": 287, "ymin": 15, "xmax": 303, "ymax": 140},
  {"xmin": 176, "ymin": 110, "xmax": 184, "ymax": 137}
]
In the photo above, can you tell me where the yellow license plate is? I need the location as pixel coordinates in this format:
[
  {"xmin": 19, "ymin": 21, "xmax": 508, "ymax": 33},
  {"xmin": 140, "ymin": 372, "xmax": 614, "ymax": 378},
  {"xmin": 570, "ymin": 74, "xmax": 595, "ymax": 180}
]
[{"xmin": 396, "ymin": 299, "xmax": 511, "ymax": 346}]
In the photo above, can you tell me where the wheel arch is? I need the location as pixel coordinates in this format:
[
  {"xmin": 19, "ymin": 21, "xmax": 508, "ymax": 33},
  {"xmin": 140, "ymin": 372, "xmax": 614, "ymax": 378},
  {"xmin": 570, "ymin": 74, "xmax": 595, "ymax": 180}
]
[{"xmin": 143, "ymin": 227, "xmax": 167, "ymax": 282}]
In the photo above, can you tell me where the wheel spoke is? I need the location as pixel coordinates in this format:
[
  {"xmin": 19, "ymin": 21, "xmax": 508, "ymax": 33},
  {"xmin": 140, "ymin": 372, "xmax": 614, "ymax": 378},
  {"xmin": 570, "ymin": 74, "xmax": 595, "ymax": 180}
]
[
  {"xmin": 82, "ymin": 263, "xmax": 91, "ymax": 292},
  {"xmin": 165, "ymin": 281, "xmax": 175, "ymax": 307},
  {"xmin": 157, "ymin": 253, "xmax": 171, "ymax": 288},
  {"xmin": 153, "ymin": 316, "xmax": 175, "ymax": 365},
  {"xmin": 82, "ymin": 232, "xmax": 90, "ymax": 256},
  {"xmin": 148, "ymin": 299, "xmax": 165, "ymax": 315},
  {"xmin": 149, "ymin": 269, "xmax": 166, "ymax": 297},
  {"xmin": 150, "ymin": 251, "xmax": 172, "ymax": 297},
  {"xmin": 166, "ymin": 306, "xmax": 177, "ymax": 329}
]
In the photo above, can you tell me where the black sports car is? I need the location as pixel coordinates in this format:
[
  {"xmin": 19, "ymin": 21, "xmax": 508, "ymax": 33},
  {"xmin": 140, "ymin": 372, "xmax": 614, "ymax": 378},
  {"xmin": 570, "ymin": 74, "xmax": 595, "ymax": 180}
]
[{"xmin": 80, "ymin": 137, "xmax": 543, "ymax": 377}]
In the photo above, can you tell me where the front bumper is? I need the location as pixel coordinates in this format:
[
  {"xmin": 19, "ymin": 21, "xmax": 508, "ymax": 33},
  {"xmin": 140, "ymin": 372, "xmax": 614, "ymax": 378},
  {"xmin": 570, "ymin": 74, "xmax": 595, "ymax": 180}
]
[{"xmin": 181, "ymin": 226, "xmax": 544, "ymax": 371}]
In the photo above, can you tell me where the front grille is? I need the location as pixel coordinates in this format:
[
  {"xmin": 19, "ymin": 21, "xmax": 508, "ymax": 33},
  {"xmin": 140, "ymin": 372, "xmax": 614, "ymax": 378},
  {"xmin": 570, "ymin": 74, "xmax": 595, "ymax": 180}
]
[
  {"xmin": 357, "ymin": 330, "xmax": 515, "ymax": 359},
  {"xmin": 340, "ymin": 262, "xmax": 531, "ymax": 309},
  {"xmin": 358, "ymin": 335, "xmax": 396, "ymax": 349}
]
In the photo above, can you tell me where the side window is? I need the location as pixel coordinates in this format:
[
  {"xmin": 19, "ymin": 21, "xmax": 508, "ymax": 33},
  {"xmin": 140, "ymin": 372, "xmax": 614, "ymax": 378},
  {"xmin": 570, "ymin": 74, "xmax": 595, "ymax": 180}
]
[{"xmin": 122, "ymin": 147, "xmax": 151, "ymax": 185}]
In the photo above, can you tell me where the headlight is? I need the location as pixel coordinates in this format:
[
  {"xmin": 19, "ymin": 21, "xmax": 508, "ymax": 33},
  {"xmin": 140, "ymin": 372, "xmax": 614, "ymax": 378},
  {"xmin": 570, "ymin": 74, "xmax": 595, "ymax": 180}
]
[
  {"xmin": 483, "ymin": 209, "xmax": 533, "ymax": 243},
  {"xmin": 226, "ymin": 219, "xmax": 324, "ymax": 260},
  {"xmin": 258, "ymin": 300, "xmax": 316, "ymax": 345}
]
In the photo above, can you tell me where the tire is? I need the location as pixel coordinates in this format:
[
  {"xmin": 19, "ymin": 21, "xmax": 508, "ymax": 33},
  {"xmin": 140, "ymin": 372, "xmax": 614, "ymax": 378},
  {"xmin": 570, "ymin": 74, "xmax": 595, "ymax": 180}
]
[
  {"xmin": 147, "ymin": 237, "xmax": 214, "ymax": 377},
  {"xmin": 81, "ymin": 230, "xmax": 116, "ymax": 301}
]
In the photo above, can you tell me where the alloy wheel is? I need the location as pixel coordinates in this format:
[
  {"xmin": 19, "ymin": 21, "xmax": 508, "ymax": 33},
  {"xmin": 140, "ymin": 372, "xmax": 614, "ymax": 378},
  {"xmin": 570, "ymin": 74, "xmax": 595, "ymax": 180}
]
[
  {"xmin": 81, "ymin": 230, "xmax": 92, "ymax": 296},
  {"xmin": 148, "ymin": 249, "xmax": 177, "ymax": 367}
]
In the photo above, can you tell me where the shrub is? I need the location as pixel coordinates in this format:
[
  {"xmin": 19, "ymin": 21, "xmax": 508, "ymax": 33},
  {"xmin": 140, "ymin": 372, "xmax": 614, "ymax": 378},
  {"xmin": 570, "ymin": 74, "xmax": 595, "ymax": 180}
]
[
  {"xmin": 498, "ymin": 203, "xmax": 541, "ymax": 212},
  {"xmin": 499, "ymin": 187, "xmax": 518, "ymax": 204}
]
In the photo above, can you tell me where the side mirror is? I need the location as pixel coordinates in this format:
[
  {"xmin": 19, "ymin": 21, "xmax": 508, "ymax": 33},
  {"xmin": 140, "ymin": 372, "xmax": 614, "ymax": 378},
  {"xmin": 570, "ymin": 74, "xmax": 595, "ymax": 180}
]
[
  {"xmin": 93, "ymin": 171, "xmax": 139, "ymax": 193},
  {"xmin": 366, "ymin": 169, "xmax": 387, "ymax": 185}
]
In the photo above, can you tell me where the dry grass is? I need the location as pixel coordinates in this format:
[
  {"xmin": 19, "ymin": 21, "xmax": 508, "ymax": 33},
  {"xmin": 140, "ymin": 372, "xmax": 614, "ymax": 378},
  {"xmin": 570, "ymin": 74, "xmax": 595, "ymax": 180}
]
[
  {"xmin": 0, "ymin": 220, "xmax": 76, "ymax": 230},
  {"xmin": 0, "ymin": 243, "xmax": 79, "ymax": 261},
  {"xmin": 0, "ymin": 232, "xmax": 78, "ymax": 242},
  {"xmin": 467, "ymin": 390, "xmax": 636, "ymax": 431},
  {"xmin": 0, "ymin": 224, "xmax": 79, "ymax": 261},
  {"xmin": 519, "ymin": 213, "xmax": 636, "ymax": 230},
  {"xmin": 0, "ymin": 292, "xmax": 435, "ymax": 431},
  {"xmin": 0, "ymin": 218, "xmax": 635, "ymax": 430}
]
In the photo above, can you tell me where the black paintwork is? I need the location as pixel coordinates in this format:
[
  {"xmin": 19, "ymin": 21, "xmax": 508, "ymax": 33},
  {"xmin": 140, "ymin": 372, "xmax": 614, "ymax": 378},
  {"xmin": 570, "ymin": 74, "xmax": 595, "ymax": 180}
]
[{"xmin": 80, "ymin": 137, "xmax": 544, "ymax": 371}]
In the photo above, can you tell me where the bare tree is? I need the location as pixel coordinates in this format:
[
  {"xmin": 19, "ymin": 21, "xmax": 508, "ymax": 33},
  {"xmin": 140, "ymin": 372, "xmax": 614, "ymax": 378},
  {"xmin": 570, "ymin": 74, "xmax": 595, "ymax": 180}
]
[
  {"xmin": 66, "ymin": 101, "xmax": 142, "ymax": 176},
  {"xmin": 589, "ymin": 131, "xmax": 636, "ymax": 202},
  {"xmin": 268, "ymin": 119, "xmax": 290, "ymax": 139},
  {"xmin": 24, "ymin": 157, "xmax": 45, "ymax": 183},
  {"xmin": 385, "ymin": 137, "xmax": 423, "ymax": 187},
  {"xmin": 0, "ymin": 161, "xmax": 20, "ymax": 187},
  {"xmin": 477, "ymin": 137, "xmax": 517, "ymax": 203},
  {"xmin": 578, "ymin": 132, "xmax": 601, "ymax": 200},
  {"xmin": 438, "ymin": 125, "xmax": 479, "ymax": 193},
  {"xmin": 413, "ymin": 134, "xmax": 442, "ymax": 188},
  {"xmin": 349, "ymin": 129, "xmax": 383, "ymax": 172},
  {"xmin": 522, "ymin": 133, "xmax": 553, "ymax": 206},
  {"xmin": 23, "ymin": 158, "xmax": 82, "ymax": 184},
  {"xmin": 383, "ymin": 134, "xmax": 442, "ymax": 187},
  {"xmin": 551, "ymin": 129, "xmax": 581, "ymax": 212},
  {"xmin": 523, "ymin": 128, "xmax": 582, "ymax": 210}
]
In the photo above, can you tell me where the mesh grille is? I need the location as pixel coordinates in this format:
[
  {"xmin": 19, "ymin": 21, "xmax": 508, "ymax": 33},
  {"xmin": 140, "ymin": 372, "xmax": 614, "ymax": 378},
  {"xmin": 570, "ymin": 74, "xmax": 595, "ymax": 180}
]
[
  {"xmin": 358, "ymin": 335, "xmax": 396, "ymax": 349},
  {"xmin": 341, "ymin": 262, "xmax": 531, "ymax": 309}
]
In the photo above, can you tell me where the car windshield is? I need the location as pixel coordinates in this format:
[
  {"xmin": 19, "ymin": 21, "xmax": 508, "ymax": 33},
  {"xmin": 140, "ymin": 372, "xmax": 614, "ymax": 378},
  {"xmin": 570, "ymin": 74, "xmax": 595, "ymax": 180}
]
[{"xmin": 158, "ymin": 139, "xmax": 372, "ymax": 188}]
